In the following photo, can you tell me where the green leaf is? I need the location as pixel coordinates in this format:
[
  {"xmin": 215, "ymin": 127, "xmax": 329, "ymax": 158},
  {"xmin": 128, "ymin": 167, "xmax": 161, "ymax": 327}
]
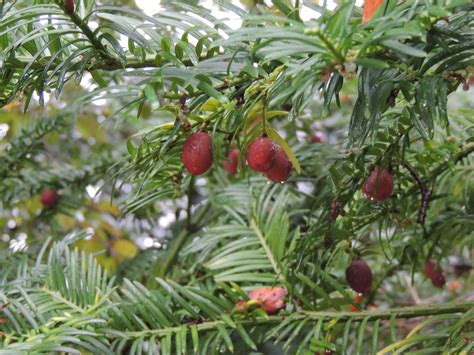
[
  {"xmin": 90, "ymin": 70, "xmax": 108, "ymax": 88},
  {"xmin": 381, "ymin": 40, "xmax": 427, "ymax": 57},
  {"xmin": 356, "ymin": 58, "xmax": 389, "ymax": 70}
]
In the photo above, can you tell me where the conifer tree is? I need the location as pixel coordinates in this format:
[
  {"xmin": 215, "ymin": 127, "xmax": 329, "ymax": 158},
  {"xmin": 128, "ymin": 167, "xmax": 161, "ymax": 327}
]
[{"xmin": 0, "ymin": 0, "xmax": 473, "ymax": 353}]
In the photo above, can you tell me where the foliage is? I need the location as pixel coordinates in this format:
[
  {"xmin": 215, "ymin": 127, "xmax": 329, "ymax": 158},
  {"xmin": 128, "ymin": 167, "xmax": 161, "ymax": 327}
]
[{"xmin": 0, "ymin": 0, "xmax": 473, "ymax": 353}]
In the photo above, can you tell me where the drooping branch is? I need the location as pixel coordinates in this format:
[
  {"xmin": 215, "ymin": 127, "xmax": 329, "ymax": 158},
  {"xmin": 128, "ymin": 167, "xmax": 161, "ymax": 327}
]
[
  {"xmin": 403, "ymin": 142, "xmax": 474, "ymax": 225},
  {"xmin": 402, "ymin": 161, "xmax": 433, "ymax": 225}
]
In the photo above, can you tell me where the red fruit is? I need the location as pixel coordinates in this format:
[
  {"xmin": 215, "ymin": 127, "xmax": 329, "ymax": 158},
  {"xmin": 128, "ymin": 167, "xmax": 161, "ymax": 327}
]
[
  {"xmin": 424, "ymin": 260, "xmax": 446, "ymax": 288},
  {"xmin": 182, "ymin": 132, "xmax": 213, "ymax": 175},
  {"xmin": 362, "ymin": 0, "xmax": 383, "ymax": 23},
  {"xmin": 223, "ymin": 148, "xmax": 240, "ymax": 175},
  {"xmin": 346, "ymin": 259, "xmax": 373, "ymax": 294},
  {"xmin": 424, "ymin": 260, "xmax": 437, "ymax": 278},
  {"xmin": 264, "ymin": 146, "xmax": 292, "ymax": 183},
  {"xmin": 40, "ymin": 189, "xmax": 59, "ymax": 209},
  {"xmin": 246, "ymin": 137, "xmax": 276, "ymax": 172},
  {"xmin": 65, "ymin": 0, "xmax": 74, "ymax": 14},
  {"xmin": 362, "ymin": 166, "xmax": 393, "ymax": 202},
  {"xmin": 310, "ymin": 131, "xmax": 326, "ymax": 144},
  {"xmin": 248, "ymin": 287, "xmax": 287, "ymax": 314}
]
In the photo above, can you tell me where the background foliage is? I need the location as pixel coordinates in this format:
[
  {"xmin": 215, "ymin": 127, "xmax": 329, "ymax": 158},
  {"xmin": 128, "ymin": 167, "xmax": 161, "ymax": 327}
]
[{"xmin": 0, "ymin": 0, "xmax": 473, "ymax": 353}]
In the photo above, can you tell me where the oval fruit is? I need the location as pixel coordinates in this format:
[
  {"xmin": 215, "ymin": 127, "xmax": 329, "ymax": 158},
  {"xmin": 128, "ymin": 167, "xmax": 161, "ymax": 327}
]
[
  {"xmin": 264, "ymin": 145, "xmax": 292, "ymax": 182},
  {"xmin": 362, "ymin": 166, "xmax": 393, "ymax": 202},
  {"xmin": 346, "ymin": 259, "xmax": 373, "ymax": 294},
  {"xmin": 246, "ymin": 137, "xmax": 276, "ymax": 173},
  {"xmin": 65, "ymin": 0, "xmax": 74, "ymax": 13},
  {"xmin": 424, "ymin": 260, "xmax": 446, "ymax": 288},
  {"xmin": 41, "ymin": 189, "xmax": 59, "ymax": 209},
  {"xmin": 182, "ymin": 131, "xmax": 213, "ymax": 175}
]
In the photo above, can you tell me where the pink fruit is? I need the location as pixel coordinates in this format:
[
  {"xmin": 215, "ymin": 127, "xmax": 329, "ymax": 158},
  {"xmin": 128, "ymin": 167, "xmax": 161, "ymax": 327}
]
[{"xmin": 248, "ymin": 287, "xmax": 287, "ymax": 314}]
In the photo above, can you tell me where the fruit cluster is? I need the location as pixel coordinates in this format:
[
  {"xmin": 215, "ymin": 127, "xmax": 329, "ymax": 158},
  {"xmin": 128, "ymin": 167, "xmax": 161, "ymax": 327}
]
[
  {"xmin": 181, "ymin": 132, "xmax": 293, "ymax": 183},
  {"xmin": 182, "ymin": 131, "xmax": 448, "ymax": 297}
]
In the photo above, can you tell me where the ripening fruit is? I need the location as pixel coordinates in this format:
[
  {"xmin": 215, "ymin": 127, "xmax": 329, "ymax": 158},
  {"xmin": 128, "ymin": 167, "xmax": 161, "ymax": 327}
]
[
  {"xmin": 41, "ymin": 189, "xmax": 59, "ymax": 209},
  {"xmin": 362, "ymin": 0, "xmax": 383, "ymax": 23},
  {"xmin": 346, "ymin": 259, "xmax": 373, "ymax": 294},
  {"xmin": 65, "ymin": 0, "xmax": 74, "ymax": 14},
  {"xmin": 264, "ymin": 146, "xmax": 292, "ymax": 182},
  {"xmin": 424, "ymin": 260, "xmax": 446, "ymax": 288},
  {"xmin": 182, "ymin": 131, "xmax": 213, "ymax": 175},
  {"xmin": 246, "ymin": 137, "xmax": 276, "ymax": 172},
  {"xmin": 362, "ymin": 166, "xmax": 393, "ymax": 202},
  {"xmin": 248, "ymin": 287, "xmax": 287, "ymax": 314},
  {"xmin": 223, "ymin": 148, "xmax": 240, "ymax": 176}
]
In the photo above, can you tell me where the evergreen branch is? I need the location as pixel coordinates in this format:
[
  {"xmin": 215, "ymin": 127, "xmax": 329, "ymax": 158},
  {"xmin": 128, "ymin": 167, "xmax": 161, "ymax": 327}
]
[
  {"xmin": 0, "ymin": 115, "xmax": 69, "ymax": 178},
  {"xmin": 0, "ymin": 151, "xmax": 118, "ymax": 205},
  {"xmin": 430, "ymin": 142, "xmax": 474, "ymax": 178},
  {"xmin": 4, "ymin": 55, "xmax": 193, "ymax": 71},
  {"xmin": 58, "ymin": 2, "xmax": 115, "ymax": 63},
  {"xmin": 114, "ymin": 301, "xmax": 474, "ymax": 338},
  {"xmin": 250, "ymin": 219, "xmax": 283, "ymax": 282}
]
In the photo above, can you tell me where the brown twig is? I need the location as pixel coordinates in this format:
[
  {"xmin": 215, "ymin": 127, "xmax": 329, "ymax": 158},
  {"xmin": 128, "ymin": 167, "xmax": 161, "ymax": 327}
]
[{"xmin": 402, "ymin": 161, "xmax": 433, "ymax": 225}]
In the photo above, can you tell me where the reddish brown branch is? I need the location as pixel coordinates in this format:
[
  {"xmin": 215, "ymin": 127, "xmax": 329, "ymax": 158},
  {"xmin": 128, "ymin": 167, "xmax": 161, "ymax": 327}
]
[{"xmin": 402, "ymin": 161, "xmax": 433, "ymax": 225}]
